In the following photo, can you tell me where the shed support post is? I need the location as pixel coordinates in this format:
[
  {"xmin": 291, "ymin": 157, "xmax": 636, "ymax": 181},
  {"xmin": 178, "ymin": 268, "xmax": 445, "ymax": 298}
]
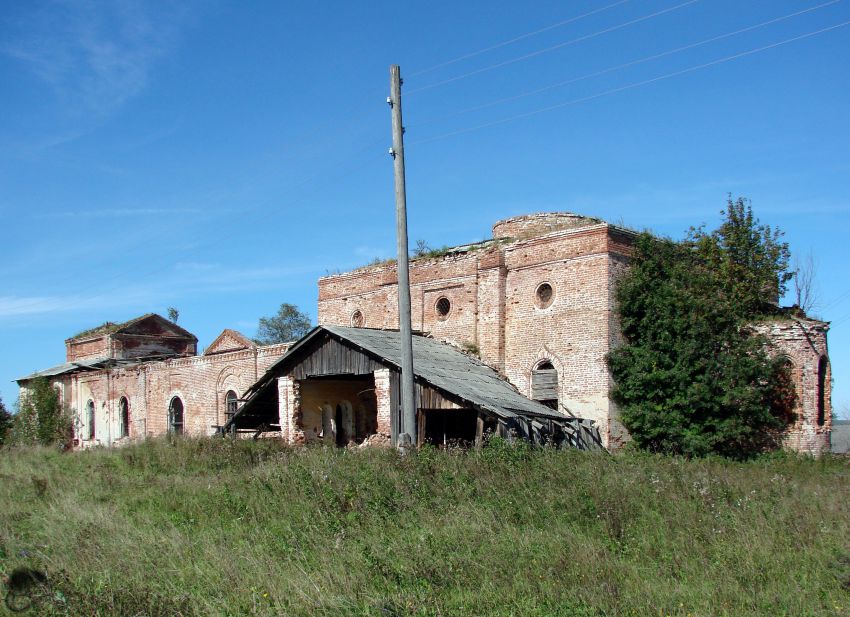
[{"xmin": 475, "ymin": 413, "xmax": 485, "ymax": 449}]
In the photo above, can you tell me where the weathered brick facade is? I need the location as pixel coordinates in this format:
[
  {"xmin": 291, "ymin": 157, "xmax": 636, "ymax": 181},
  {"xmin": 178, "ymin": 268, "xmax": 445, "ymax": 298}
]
[
  {"xmin": 18, "ymin": 213, "xmax": 833, "ymax": 454},
  {"xmin": 318, "ymin": 212, "xmax": 832, "ymax": 453},
  {"xmin": 19, "ymin": 316, "xmax": 290, "ymax": 448},
  {"xmin": 753, "ymin": 318, "xmax": 832, "ymax": 455},
  {"xmin": 318, "ymin": 214, "xmax": 635, "ymax": 447}
]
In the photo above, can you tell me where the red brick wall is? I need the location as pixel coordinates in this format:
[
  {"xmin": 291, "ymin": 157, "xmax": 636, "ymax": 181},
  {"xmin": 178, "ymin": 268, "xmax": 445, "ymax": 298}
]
[
  {"xmin": 56, "ymin": 341, "xmax": 289, "ymax": 447},
  {"xmin": 66, "ymin": 336, "xmax": 110, "ymax": 362},
  {"xmin": 502, "ymin": 228, "xmax": 619, "ymax": 443},
  {"xmin": 753, "ymin": 319, "xmax": 831, "ymax": 455},
  {"xmin": 492, "ymin": 212, "xmax": 603, "ymax": 239},
  {"xmin": 316, "ymin": 216, "xmax": 632, "ymax": 448}
]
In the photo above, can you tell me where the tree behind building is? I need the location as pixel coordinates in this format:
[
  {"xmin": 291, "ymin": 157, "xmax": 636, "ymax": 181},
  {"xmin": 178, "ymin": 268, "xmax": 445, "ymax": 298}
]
[{"xmin": 254, "ymin": 303, "xmax": 312, "ymax": 345}]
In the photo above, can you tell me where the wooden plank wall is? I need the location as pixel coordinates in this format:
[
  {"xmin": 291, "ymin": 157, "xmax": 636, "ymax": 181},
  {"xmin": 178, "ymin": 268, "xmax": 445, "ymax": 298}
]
[
  {"xmin": 417, "ymin": 383, "xmax": 463, "ymax": 410},
  {"xmin": 531, "ymin": 368, "xmax": 558, "ymax": 400},
  {"xmin": 288, "ymin": 336, "xmax": 384, "ymax": 379}
]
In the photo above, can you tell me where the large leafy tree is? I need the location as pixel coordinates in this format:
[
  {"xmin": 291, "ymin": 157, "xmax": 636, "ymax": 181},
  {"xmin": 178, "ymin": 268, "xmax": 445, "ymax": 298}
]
[
  {"xmin": 607, "ymin": 199, "xmax": 795, "ymax": 458},
  {"xmin": 255, "ymin": 303, "xmax": 312, "ymax": 345}
]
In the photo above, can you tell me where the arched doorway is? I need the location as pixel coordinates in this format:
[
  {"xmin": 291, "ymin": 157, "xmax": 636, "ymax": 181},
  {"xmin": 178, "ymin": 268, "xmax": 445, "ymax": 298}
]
[
  {"xmin": 85, "ymin": 400, "xmax": 95, "ymax": 440},
  {"xmin": 168, "ymin": 397, "xmax": 184, "ymax": 435}
]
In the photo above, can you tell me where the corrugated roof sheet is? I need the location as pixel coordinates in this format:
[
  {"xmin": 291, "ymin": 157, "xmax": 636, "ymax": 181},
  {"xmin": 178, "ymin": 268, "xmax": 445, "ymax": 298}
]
[
  {"xmin": 16, "ymin": 357, "xmax": 111, "ymax": 382},
  {"xmin": 325, "ymin": 325, "xmax": 566, "ymax": 420}
]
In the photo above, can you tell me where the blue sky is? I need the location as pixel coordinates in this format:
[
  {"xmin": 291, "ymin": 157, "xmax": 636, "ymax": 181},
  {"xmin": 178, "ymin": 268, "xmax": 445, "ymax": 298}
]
[{"xmin": 1, "ymin": 0, "xmax": 848, "ymax": 418}]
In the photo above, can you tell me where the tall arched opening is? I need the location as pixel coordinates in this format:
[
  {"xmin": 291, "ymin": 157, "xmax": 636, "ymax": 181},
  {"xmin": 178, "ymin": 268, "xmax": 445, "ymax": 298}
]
[{"xmin": 168, "ymin": 397, "xmax": 184, "ymax": 435}]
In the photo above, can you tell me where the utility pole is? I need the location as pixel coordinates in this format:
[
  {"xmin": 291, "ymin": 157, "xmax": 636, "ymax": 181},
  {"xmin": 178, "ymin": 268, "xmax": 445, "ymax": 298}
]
[{"xmin": 388, "ymin": 64, "xmax": 417, "ymax": 449}]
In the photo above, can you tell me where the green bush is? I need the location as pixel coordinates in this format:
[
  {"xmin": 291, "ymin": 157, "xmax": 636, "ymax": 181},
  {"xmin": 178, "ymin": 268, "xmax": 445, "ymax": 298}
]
[
  {"xmin": 0, "ymin": 396, "xmax": 12, "ymax": 446},
  {"xmin": 12, "ymin": 377, "xmax": 73, "ymax": 447}
]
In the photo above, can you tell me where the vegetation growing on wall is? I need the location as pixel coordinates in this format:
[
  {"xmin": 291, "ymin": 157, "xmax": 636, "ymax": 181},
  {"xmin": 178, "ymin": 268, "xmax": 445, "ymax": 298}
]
[
  {"xmin": 0, "ymin": 396, "xmax": 12, "ymax": 446},
  {"xmin": 12, "ymin": 378, "xmax": 72, "ymax": 447},
  {"xmin": 607, "ymin": 198, "xmax": 797, "ymax": 458}
]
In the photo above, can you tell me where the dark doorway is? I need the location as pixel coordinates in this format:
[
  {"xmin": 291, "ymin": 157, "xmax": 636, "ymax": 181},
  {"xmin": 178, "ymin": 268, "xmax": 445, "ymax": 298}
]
[
  {"xmin": 335, "ymin": 404, "xmax": 345, "ymax": 446},
  {"xmin": 421, "ymin": 409, "xmax": 478, "ymax": 447}
]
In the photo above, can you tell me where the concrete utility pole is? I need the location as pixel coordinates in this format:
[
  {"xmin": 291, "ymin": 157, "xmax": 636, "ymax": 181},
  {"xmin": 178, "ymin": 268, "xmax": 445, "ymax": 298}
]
[{"xmin": 388, "ymin": 64, "xmax": 417, "ymax": 448}]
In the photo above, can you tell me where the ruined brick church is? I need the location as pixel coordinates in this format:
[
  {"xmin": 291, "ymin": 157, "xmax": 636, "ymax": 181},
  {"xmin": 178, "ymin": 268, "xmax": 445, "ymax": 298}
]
[{"xmin": 18, "ymin": 213, "xmax": 833, "ymax": 453}]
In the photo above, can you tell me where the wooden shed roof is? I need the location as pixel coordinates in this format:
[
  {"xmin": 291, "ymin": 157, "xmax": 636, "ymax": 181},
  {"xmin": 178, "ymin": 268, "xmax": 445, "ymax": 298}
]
[{"xmin": 228, "ymin": 325, "xmax": 568, "ymax": 432}]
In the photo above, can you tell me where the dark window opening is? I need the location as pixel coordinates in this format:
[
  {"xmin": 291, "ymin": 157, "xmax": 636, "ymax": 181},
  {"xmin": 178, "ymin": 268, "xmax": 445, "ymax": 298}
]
[
  {"xmin": 86, "ymin": 400, "xmax": 95, "ymax": 440},
  {"xmin": 532, "ymin": 361, "xmax": 558, "ymax": 410},
  {"xmin": 435, "ymin": 297, "xmax": 451, "ymax": 319},
  {"xmin": 535, "ymin": 282, "xmax": 554, "ymax": 309},
  {"xmin": 421, "ymin": 409, "xmax": 478, "ymax": 447},
  {"xmin": 168, "ymin": 397, "xmax": 184, "ymax": 435},
  {"xmin": 119, "ymin": 397, "xmax": 129, "ymax": 438},
  {"xmin": 351, "ymin": 310, "xmax": 364, "ymax": 328},
  {"xmin": 817, "ymin": 356, "xmax": 828, "ymax": 427},
  {"xmin": 225, "ymin": 390, "xmax": 238, "ymax": 423}
]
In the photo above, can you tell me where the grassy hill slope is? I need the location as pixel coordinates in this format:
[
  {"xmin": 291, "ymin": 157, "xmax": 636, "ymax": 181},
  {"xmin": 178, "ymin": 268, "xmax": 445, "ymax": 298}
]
[{"xmin": 0, "ymin": 438, "xmax": 847, "ymax": 616}]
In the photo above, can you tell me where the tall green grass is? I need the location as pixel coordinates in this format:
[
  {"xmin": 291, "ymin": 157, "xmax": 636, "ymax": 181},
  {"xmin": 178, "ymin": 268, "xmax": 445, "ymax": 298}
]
[{"xmin": 0, "ymin": 438, "xmax": 847, "ymax": 616}]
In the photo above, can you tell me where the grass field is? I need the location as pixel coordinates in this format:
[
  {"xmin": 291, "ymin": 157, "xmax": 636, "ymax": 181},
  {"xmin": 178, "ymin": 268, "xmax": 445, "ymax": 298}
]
[{"xmin": 0, "ymin": 438, "xmax": 847, "ymax": 616}]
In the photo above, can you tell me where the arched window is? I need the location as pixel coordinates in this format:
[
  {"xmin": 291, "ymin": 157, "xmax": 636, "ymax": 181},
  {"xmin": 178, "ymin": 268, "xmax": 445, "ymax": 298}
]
[
  {"xmin": 225, "ymin": 390, "xmax": 238, "ymax": 423},
  {"xmin": 817, "ymin": 356, "xmax": 828, "ymax": 427},
  {"xmin": 532, "ymin": 361, "xmax": 559, "ymax": 410},
  {"xmin": 168, "ymin": 397, "xmax": 184, "ymax": 435},
  {"xmin": 86, "ymin": 400, "xmax": 95, "ymax": 440},
  {"xmin": 118, "ymin": 397, "xmax": 130, "ymax": 438}
]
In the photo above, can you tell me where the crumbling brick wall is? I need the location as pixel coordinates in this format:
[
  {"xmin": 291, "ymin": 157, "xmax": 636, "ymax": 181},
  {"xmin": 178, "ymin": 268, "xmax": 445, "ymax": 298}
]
[
  {"xmin": 54, "ymin": 338, "xmax": 290, "ymax": 448},
  {"xmin": 318, "ymin": 214, "xmax": 634, "ymax": 448},
  {"xmin": 754, "ymin": 318, "xmax": 831, "ymax": 455},
  {"xmin": 316, "ymin": 212, "xmax": 832, "ymax": 454}
]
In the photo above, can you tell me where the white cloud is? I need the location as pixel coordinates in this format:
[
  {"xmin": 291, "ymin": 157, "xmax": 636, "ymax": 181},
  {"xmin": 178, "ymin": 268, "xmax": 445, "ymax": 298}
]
[
  {"xmin": 3, "ymin": 0, "xmax": 190, "ymax": 115},
  {"xmin": 0, "ymin": 262, "xmax": 323, "ymax": 320}
]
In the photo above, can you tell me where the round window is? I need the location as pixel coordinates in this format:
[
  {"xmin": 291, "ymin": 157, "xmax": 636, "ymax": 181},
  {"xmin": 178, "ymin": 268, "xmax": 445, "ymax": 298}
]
[
  {"xmin": 535, "ymin": 282, "xmax": 554, "ymax": 309},
  {"xmin": 351, "ymin": 310, "xmax": 364, "ymax": 328},
  {"xmin": 435, "ymin": 297, "xmax": 451, "ymax": 320}
]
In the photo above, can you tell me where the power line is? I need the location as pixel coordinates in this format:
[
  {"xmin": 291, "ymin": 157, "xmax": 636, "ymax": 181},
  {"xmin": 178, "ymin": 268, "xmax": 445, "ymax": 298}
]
[
  {"xmin": 406, "ymin": 0, "xmax": 700, "ymax": 95},
  {"xmin": 408, "ymin": 0, "xmax": 633, "ymax": 78},
  {"xmin": 820, "ymin": 286, "xmax": 850, "ymax": 311},
  {"xmin": 409, "ymin": 19, "xmax": 850, "ymax": 146},
  {"xmin": 831, "ymin": 307, "xmax": 850, "ymax": 327},
  {"xmin": 411, "ymin": 0, "xmax": 841, "ymax": 128}
]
